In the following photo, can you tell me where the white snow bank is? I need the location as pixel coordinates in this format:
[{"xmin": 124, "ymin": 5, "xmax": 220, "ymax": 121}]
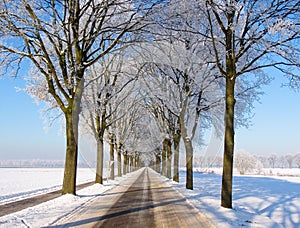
[
  {"xmin": 0, "ymin": 168, "xmax": 96, "ymax": 205},
  {"xmin": 0, "ymin": 170, "xmax": 139, "ymax": 227},
  {"xmin": 169, "ymin": 171, "xmax": 300, "ymax": 228}
]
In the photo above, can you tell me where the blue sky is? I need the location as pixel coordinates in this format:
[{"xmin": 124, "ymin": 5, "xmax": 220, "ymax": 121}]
[
  {"xmin": 0, "ymin": 77, "xmax": 65, "ymax": 160},
  {"xmin": 236, "ymin": 74, "xmax": 300, "ymax": 156},
  {"xmin": 0, "ymin": 71, "xmax": 300, "ymax": 160}
]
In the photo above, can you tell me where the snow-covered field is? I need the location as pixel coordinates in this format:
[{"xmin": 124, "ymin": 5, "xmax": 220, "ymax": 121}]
[
  {"xmin": 0, "ymin": 168, "xmax": 299, "ymax": 227},
  {"xmin": 0, "ymin": 168, "xmax": 96, "ymax": 205}
]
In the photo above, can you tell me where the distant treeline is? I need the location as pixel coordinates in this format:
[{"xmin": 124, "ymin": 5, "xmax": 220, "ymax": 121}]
[{"xmin": 0, "ymin": 160, "xmax": 91, "ymax": 168}]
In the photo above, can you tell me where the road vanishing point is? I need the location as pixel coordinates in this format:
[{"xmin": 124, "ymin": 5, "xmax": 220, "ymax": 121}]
[{"xmin": 49, "ymin": 167, "xmax": 214, "ymax": 228}]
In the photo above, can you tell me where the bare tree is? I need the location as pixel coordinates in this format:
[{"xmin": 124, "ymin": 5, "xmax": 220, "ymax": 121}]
[
  {"xmin": 293, "ymin": 154, "xmax": 300, "ymax": 168},
  {"xmin": 0, "ymin": 0, "xmax": 160, "ymax": 194},
  {"xmin": 205, "ymin": 0, "xmax": 300, "ymax": 208},
  {"xmin": 138, "ymin": 37, "xmax": 224, "ymax": 189},
  {"xmin": 268, "ymin": 154, "xmax": 278, "ymax": 169},
  {"xmin": 285, "ymin": 154, "xmax": 294, "ymax": 168},
  {"xmin": 234, "ymin": 150, "xmax": 260, "ymax": 174},
  {"xmin": 81, "ymin": 50, "xmax": 138, "ymax": 183},
  {"xmin": 115, "ymin": 93, "xmax": 143, "ymax": 175}
]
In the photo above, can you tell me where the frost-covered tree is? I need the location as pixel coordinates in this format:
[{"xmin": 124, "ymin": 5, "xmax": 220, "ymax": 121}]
[
  {"xmin": 234, "ymin": 150, "xmax": 261, "ymax": 174},
  {"xmin": 293, "ymin": 153, "xmax": 300, "ymax": 168},
  {"xmin": 137, "ymin": 37, "xmax": 224, "ymax": 189},
  {"xmin": 114, "ymin": 93, "xmax": 144, "ymax": 175},
  {"xmin": 0, "ymin": 0, "xmax": 161, "ymax": 194},
  {"xmin": 285, "ymin": 154, "xmax": 294, "ymax": 169},
  {"xmin": 268, "ymin": 154, "xmax": 277, "ymax": 169},
  {"xmin": 205, "ymin": 0, "xmax": 300, "ymax": 208},
  {"xmin": 121, "ymin": 105, "xmax": 161, "ymax": 171},
  {"xmin": 81, "ymin": 50, "xmax": 138, "ymax": 183}
]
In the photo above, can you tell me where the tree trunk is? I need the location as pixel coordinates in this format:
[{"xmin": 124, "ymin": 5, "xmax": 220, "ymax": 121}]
[
  {"xmin": 123, "ymin": 153, "xmax": 128, "ymax": 175},
  {"xmin": 61, "ymin": 78, "xmax": 84, "ymax": 195},
  {"xmin": 95, "ymin": 139, "xmax": 104, "ymax": 184},
  {"xmin": 161, "ymin": 144, "xmax": 167, "ymax": 177},
  {"xmin": 62, "ymin": 111, "xmax": 79, "ymax": 195},
  {"xmin": 126, "ymin": 155, "xmax": 130, "ymax": 173},
  {"xmin": 165, "ymin": 138, "xmax": 172, "ymax": 179},
  {"xmin": 109, "ymin": 137, "xmax": 115, "ymax": 180},
  {"xmin": 173, "ymin": 130, "xmax": 181, "ymax": 182},
  {"xmin": 135, "ymin": 155, "xmax": 140, "ymax": 169},
  {"xmin": 221, "ymin": 14, "xmax": 236, "ymax": 208},
  {"xmin": 95, "ymin": 112, "xmax": 105, "ymax": 184},
  {"xmin": 156, "ymin": 153, "xmax": 161, "ymax": 173},
  {"xmin": 130, "ymin": 156, "xmax": 134, "ymax": 172},
  {"xmin": 221, "ymin": 77, "xmax": 236, "ymax": 208},
  {"xmin": 118, "ymin": 149, "xmax": 122, "ymax": 177},
  {"xmin": 179, "ymin": 110, "xmax": 193, "ymax": 190},
  {"xmin": 183, "ymin": 138, "xmax": 193, "ymax": 190}
]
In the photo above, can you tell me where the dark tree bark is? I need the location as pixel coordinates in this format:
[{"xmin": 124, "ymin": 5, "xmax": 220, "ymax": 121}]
[
  {"xmin": 165, "ymin": 138, "xmax": 172, "ymax": 179},
  {"xmin": 109, "ymin": 139, "xmax": 115, "ymax": 180},
  {"xmin": 95, "ymin": 139, "xmax": 104, "ymax": 184},
  {"xmin": 221, "ymin": 66, "xmax": 236, "ymax": 208},
  {"xmin": 173, "ymin": 129, "xmax": 181, "ymax": 182},
  {"xmin": 95, "ymin": 111, "xmax": 106, "ymax": 184},
  {"xmin": 220, "ymin": 9, "xmax": 236, "ymax": 209},
  {"xmin": 117, "ymin": 146, "xmax": 122, "ymax": 177},
  {"xmin": 123, "ymin": 152, "xmax": 128, "ymax": 175},
  {"xmin": 183, "ymin": 139, "xmax": 193, "ymax": 190},
  {"xmin": 62, "ymin": 110, "xmax": 79, "ymax": 194}
]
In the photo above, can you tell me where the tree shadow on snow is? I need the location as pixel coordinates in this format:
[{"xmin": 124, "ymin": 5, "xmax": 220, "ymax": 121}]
[{"xmin": 178, "ymin": 171, "xmax": 299, "ymax": 227}]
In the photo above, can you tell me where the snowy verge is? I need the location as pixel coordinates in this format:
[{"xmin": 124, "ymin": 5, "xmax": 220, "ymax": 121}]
[
  {"xmin": 168, "ymin": 179, "xmax": 282, "ymax": 228},
  {"xmin": 0, "ymin": 168, "xmax": 96, "ymax": 205},
  {"xmin": 0, "ymin": 169, "xmax": 142, "ymax": 228},
  {"xmin": 165, "ymin": 170, "xmax": 300, "ymax": 228}
]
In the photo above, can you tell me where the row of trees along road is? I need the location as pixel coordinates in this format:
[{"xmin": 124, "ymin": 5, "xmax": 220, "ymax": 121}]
[{"xmin": 0, "ymin": 0, "xmax": 299, "ymax": 209}]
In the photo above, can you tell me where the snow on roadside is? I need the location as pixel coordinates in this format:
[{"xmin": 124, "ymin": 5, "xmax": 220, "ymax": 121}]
[
  {"xmin": 168, "ymin": 171, "xmax": 300, "ymax": 228},
  {"xmin": 0, "ymin": 168, "xmax": 95, "ymax": 205},
  {"xmin": 0, "ymin": 170, "xmax": 140, "ymax": 228},
  {"xmin": 0, "ymin": 168, "xmax": 299, "ymax": 227}
]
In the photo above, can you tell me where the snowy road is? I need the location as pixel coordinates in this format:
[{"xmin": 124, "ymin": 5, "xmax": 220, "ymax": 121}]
[{"xmin": 50, "ymin": 168, "xmax": 214, "ymax": 228}]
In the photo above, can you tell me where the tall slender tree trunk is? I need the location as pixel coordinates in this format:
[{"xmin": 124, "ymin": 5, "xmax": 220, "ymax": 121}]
[
  {"xmin": 161, "ymin": 143, "xmax": 167, "ymax": 177},
  {"xmin": 109, "ymin": 136, "xmax": 115, "ymax": 180},
  {"xmin": 95, "ymin": 139, "xmax": 104, "ymax": 184},
  {"xmin": 62, "ymin": 111, "xmax": 79, "ymax": 195},
  {"xmin": 135, "ymin": 155, "xmax": 139, "ymax": 169},
  {"xmin": 183, "ymin": 138, "xmax": 193, "ymax": 190},
  {"xmin": 156, "ymin": 153, "xmax": 161, "ymax": 173},
  {"xmin": 173, "ymin": 130, "xmax": 181, "ymax": 182},
  {"xmin": 221, "ymin": 77, "xmax": 236, "ymax": 208},
  {"xmin": 95, "ymin": 112, "xmax": 106, "ymax": 184},
  {"xmin": 62, "ymin": 79, "xmax": 83, "ymax": 195},
  {"xmin": 123, "ymin": 153, "xmax": 128, "ymax": 175},
  {"xmin": 130, "ymin": 156, "xmax": 134, "ymax": 172},
  {"xmin": 179, "ymin": 99, "xmax": 193, "ymax": 190},
  {"xmin": 126, "ymin": 155, "xmax": 130, "ymax": 173},
  {"xmin": 221, "ymin": 13, "xmax": 236, "ymax": 208},
  {"xmin": 117, "ymin": 146, "xmax": 122, "ymax": 177},
  {"xmin": 165, "ymin": 138, "xmax": 172, "ymax": 179}
]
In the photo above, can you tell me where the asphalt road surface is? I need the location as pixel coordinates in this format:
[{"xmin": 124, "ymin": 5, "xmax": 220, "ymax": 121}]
[{"xmin": 49, "ymin": 168, "xmax": 214, "ymax": 228}]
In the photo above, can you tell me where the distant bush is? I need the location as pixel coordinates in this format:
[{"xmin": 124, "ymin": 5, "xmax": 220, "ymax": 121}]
[{"xmin": 234, "ymin": 150, "xmax": 262, "ymax": 175}]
